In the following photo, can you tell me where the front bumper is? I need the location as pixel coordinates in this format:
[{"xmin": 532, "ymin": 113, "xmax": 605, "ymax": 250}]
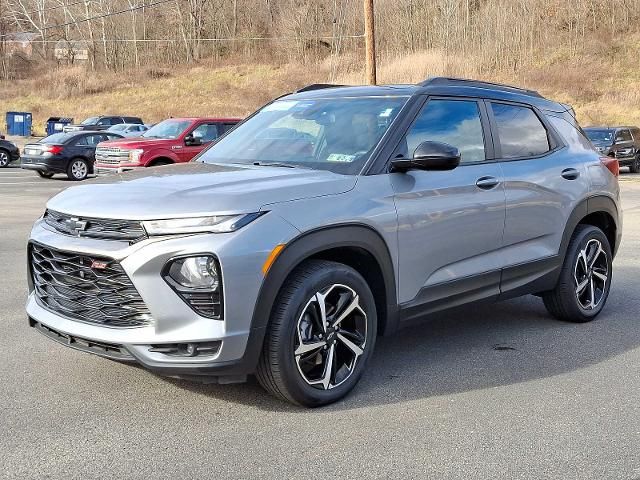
[
  {"xmin": 26, "ymin": 214, "xmax": 299, "ymax": 379},
  {"xmin": 95, "ymin": 165, "xmax": 142, "ymax": 175}
]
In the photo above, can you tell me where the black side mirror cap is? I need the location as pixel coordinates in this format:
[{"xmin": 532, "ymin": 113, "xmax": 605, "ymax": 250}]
[{"xmin": 391, "ymin": 141, "xmax": 461, "ymax": 172}]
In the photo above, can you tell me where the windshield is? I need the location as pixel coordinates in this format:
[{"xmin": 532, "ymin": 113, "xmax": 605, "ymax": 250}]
[
  {"xmin": 197, "ymin": 96, "xmax": 408, "ymax": 174},
  {"xmin": 142, "ymin": 119, "xmax": 191, "ymax": 139},
  {"xmin": 81, "ymin": 117, "xmax": 99, "ymax": 125},
  {"xmin": 584, "ymin": 129, "xmax": 614, "ymax": 144},
  {"xmin": 40, "ymin": 133, "xmax": 72, "ymax": 144}
]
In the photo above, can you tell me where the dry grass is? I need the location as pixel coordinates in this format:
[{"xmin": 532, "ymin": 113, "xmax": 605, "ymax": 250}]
[{"xmin": 3, "ymin": 34, "xmax": 640, "ymax": 135}]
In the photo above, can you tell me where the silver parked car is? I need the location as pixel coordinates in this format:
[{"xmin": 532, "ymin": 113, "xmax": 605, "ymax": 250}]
[
  {"xmin": 26, "ymin": 78, "xmax": 622, "ymax": 406},
  {"xmin": 106, "ymin": 123, "xmax": 149, "ymax": 137}
]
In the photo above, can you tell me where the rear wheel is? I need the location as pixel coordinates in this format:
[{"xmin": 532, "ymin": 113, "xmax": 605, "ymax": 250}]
[
  {"xmin": 256, "ymin": 260, "xmax": 377, "ymax": 407},
  {"xmin": 36, "ymin": 171, "xmax": 54, "ymax": 178},
  {"xmin": 543, "ymin": 225, "xmax": 612, "ymax": 323},
  {"xmin": 67, "ymin": 158, "xmax": 89, "ymax": 180},
  {"xmin": 0, "ymin": 149, "xmax": 9, "ymax": 167}
]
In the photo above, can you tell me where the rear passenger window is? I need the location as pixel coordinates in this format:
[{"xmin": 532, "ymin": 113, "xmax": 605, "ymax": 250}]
[
  {"xmin": 402, "ymin": 99, "xmax": 486, "ymax": 163},
  {"xmin": 491, "ymin": 103, "xmax": 549, "ymax": 158}
]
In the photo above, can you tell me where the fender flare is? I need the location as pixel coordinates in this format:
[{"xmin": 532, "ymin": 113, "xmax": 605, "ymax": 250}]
[
  {"xmin": 251, "ymin": 224, "xmax": 398, "ymax": 330},
  {"xmin": 560, "ymin": 195, "xmax": 620, "ymax": 259}
]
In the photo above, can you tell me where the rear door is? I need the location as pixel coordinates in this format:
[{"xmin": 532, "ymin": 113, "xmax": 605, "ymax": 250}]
[
  {"xmin": 488, "ymin": 101, "xmax": 592, "ymax": 293},
  {"xmin": 391, "ymin": 97, "xmax": 506, "ymax": 315},
  {"xmin": 176, "ymin": 122, "xmax": 221, "ymax": 162}
]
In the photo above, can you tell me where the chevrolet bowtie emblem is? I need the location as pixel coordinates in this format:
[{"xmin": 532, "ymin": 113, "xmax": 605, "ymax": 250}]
[{"xmin": 66, "ymin": 217, "xmax": 88, "ymax": 236}]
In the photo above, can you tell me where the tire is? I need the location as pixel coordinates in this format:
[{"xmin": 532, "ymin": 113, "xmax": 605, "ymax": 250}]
[
  {"xmin": 0, "ymin": 149, "xmax": 9, "ymax": 167},
  {"xmin": 543, "ymin": 225, "xmax": 612, "ymax": 323},
  {"xmin": 629, "ymin": 156, "xmax": 640, "ymax": 174},
  {"xmin": 36, "ymin": 171, "xmax": 54, "ymax": 178},
  {"xmin": 67, "ymin": 158, "xmax": 89, "ymax": 180},
  {"xmin": 149, "ymin": 160, "xmax": 171, "ymax": 167},
  {"xmin": 256, "ymin": 259, "xmax": 377, "ymax": 407}
]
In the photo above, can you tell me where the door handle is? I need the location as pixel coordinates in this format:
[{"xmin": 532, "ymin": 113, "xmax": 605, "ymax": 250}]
[
  {"xmin": 476, "ymin": 176, "xmax": 500, "ymax": 190},
  {"xmin": 561, "ymin": 168, "xmax": 580, "ymax": 180}
]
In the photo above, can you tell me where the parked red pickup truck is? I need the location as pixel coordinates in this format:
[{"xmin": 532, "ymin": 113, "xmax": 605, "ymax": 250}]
[{"xmin": 94, "ymin": 117, "xmax": 241, "ymax": 174}]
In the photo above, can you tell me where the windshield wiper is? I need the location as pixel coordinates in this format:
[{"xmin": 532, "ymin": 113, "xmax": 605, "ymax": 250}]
[{"xmin": 252, "ymin": 161, "xmax": 301, "ymax": 169}]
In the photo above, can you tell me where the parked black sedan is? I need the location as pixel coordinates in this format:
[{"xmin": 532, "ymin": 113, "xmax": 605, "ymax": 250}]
[
  {"xmin": 0, "ymin": 137, "xmax": 20, "ymax": 168},
  {"xmin": 21, "ymin": 131, "xmax": 124, "ymax": 180}
]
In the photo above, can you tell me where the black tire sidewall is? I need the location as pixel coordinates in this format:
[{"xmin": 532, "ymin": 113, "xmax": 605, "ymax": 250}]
[
  {"xmin": 562, "ymin": 226, "xmax": 613, "ymax": 320},
  {"xmin": 272, "ymin": 263, "xmax": 377, "ymax": 407}
]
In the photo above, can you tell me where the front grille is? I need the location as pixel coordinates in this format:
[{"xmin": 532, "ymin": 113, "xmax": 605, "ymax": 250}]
[
  {"xmin": 30, "ymin": 243, "xmax": 153, "ymax": 328},
  {"xmin": 44, "ymin": 209, "xmax": 147, "ymax": 243},
  {"xmin": 95, "ymin": 146, "xmax": 129, "ymax": 165}
]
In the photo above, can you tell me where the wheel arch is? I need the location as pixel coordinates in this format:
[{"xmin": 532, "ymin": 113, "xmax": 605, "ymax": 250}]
[
  {"xmin": 251, "ymin": 224, "xmax": 399, "ymax": 338},
  {"xmin": 146, "ymin": 156, "xmax": 175, "ymax": 167},
  {"xmin": 561, "ymin": 195, "xmax": 620, "ymax": 259}
]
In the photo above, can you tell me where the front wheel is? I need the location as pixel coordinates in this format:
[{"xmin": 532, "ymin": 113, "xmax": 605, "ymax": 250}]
[
  {"xmin": 629, "ymin": 156, "xmax": 640, "ymax": 174},
  {"xmin": 256, "ymin": 260, "xmax": 377, "ymax": 407},
  {"xmin": 543, "ymin": 225, "xmax": 612, "ymax": 323},
  {"xmin": 67, "ymin": 158, "xmax": 89, "ymax": 180}
]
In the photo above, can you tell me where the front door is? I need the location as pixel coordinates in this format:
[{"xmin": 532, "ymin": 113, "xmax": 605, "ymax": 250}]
[
  {"xmin": 177, "ymin": 122, "xmax": 221, "ymax": 162},
  {"xmin": 390, "ymin": 97, "xmax": 506, "ymax": 318}
]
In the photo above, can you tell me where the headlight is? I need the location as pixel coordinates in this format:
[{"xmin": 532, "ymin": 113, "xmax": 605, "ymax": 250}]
[
  {"xmin": 168, "ymin": 256, "xmax": 219, "ymax": 289},
  {"xmin": 142, "ymin": 212, "xmax": 263, "ymax": 235},
  {"xmin": 126, "ymin": 149, "xmax": 144, "ymax": 164}
]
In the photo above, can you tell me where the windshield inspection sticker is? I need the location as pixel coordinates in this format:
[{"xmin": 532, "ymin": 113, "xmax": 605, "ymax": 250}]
[{"xmin": 327, "ymin": 153, "xmax": 357, "ymax": 163}]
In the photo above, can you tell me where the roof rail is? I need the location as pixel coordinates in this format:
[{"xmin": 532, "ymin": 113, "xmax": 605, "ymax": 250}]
[
  {"xmin": 295, "ymin": 83, "xmax": 345, "ymax": 93},
  {"xmin": 420, "ymin": 77, "xmax": 542, "ymax": 98}
]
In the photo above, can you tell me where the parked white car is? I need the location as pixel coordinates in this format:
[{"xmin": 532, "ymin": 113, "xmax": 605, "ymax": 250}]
[{"xmin": 107, "ymin": 123, "xmax": 149, "ymax": 137}]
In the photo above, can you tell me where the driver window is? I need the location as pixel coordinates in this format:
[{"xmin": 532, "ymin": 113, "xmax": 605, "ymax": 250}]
[
  {"xmin": 190, "ymin": 124, "xmax": 219, "ymax": 143},
  {"xmin": 399, "ymin": 99, "xmax": 486, "ymax": 163}
]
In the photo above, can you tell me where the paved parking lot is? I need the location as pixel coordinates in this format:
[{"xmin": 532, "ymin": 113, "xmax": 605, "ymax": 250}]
[{"xmin": 2, "ymin": 166, "xmax": 640, "ymax": 479}]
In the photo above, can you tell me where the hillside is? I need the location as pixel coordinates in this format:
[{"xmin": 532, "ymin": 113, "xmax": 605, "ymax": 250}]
[{"xmin": 2, "ymin": 35, "xmax": 640, "ymax": 135}]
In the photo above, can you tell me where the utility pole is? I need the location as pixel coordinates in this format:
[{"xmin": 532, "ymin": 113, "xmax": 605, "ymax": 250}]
[{"xmin": 363, "ymin": 0, "xmax": 376, "ymax": 85}]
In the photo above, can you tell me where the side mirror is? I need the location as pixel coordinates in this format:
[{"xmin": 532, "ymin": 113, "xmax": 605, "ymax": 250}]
[
  {"xmin": 391, "ymin": 141, "xmax": 461, "ymax": 172},
  {"xmin": 185, "ymin": 134, "xmax": 202, "ymax": 146}
]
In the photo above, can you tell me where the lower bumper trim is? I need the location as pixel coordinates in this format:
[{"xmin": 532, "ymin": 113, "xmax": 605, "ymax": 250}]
[{"xmin": 30, "ymin": 317, "xmax": 136, "ymax": 362}]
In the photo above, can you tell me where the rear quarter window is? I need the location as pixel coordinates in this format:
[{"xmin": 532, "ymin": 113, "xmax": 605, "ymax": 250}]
[
  {"xmin": 491, "ymin": 103, "xmax": 550, "ymax": 158},
  {"xmin": 546, "ymin": 115, "xmax": 595, "ymax": 152}
]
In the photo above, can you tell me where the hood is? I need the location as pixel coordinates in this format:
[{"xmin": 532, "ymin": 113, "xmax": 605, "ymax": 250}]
[
  {"xmin": 46, "ymin": 163, "xmax": 356, "ymax": 220},
  {"xmin": 98, "ymin": 137, "xmax": 175, "ymax": 148}
]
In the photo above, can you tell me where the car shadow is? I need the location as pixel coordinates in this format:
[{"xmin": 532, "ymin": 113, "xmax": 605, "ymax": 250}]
[{"xmin": 167, "ymin": 265, "xmax": 640, "ymax": 412}]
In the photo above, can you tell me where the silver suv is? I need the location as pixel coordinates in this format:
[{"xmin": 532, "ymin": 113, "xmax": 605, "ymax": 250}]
[{"xmin": 27, "ymin": 78, "xmax": 622, "ymax": 407}]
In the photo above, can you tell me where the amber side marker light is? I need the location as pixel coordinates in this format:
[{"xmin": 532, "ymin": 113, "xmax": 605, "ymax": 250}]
[{"xmin": 262, "ymin": 244, "xmax": 285, "ymax": 275}]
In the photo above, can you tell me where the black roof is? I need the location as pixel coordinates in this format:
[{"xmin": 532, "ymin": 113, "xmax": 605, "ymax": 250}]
[{"xmin": 290, "ymin": 77, "xmax": 569, "ymax": 113}]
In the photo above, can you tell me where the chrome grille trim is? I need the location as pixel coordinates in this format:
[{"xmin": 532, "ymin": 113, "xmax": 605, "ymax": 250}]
[
  {"xmin": 30, "ymin": 243, "xmax": 153, "ymax": 328},
  {"xmin": 44, "ymin": 209, "xmax": 147, "ymax": 243}
]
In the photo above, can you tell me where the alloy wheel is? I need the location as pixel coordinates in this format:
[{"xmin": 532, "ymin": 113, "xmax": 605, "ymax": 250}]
[
  {"xmin": 0, "ymin": 151, "xmax": 8, "ymax": 167},
  {"xmin": 71, "ymin": 160, "xmax": 88, "ymax": 179},
  {"xmin": 294, "ymin": 284, "xmax": 367, "ymax": 390},
  {"xmin": 574, "ymin": 238, "xmax": 609, "ymax": 310}
]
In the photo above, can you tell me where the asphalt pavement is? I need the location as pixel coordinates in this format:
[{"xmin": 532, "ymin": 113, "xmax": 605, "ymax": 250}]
[{"xmin": 2, "ymin": 166, "xmax": 640, "ymax": 479}]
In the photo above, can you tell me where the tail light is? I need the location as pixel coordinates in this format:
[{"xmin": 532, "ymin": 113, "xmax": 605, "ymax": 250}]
[
  {"xmin": 43, "ymin": 145, "xmax": 64, "ymax": 155},
  {"xmin": 600, "ymin": 157, "xmax": 619, "ymax": 177}
]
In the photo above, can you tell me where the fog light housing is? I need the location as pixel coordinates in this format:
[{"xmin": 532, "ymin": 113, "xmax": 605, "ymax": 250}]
[
  {"xmin": 163, "ymin": 255, "xmax": 223, "ymax": 318},
  {"xmin": 168, "ymin": 256, "xmax": 219, "ymax": 289}
]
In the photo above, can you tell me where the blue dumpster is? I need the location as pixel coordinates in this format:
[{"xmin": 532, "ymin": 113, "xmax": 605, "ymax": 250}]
[
  {"xmin": 45, "ymin": 117, "xmax": 74, "ymax": 135},
  {"xmin": 6, "ymin": 111, "xmax": 32, "ymax": 136}
]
